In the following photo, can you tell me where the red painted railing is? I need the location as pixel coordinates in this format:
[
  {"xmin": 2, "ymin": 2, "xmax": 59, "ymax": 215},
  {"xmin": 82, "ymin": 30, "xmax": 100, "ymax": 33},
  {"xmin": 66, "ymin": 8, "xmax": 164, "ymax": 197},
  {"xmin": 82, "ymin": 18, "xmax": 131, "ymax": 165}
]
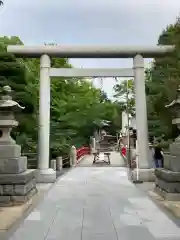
[{"xmin": 76, "ymin": 146, "xmax": 90, "ymax": 162}]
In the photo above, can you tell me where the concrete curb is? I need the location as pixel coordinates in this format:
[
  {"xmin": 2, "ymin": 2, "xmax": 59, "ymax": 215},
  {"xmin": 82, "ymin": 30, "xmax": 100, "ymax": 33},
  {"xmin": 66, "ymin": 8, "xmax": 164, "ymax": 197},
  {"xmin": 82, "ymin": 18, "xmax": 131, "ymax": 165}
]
[{"xmin": 148, "ymin": 190, "xmax": 180, "ymax": 219}]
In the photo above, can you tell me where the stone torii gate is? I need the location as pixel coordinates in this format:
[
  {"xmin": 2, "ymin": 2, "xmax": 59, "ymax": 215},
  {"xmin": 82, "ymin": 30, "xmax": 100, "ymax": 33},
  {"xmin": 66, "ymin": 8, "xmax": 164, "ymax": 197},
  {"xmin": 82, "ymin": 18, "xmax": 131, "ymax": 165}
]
[{"xmin": 7, "ymin": 45, "xmax": 174, "ymax": 183}]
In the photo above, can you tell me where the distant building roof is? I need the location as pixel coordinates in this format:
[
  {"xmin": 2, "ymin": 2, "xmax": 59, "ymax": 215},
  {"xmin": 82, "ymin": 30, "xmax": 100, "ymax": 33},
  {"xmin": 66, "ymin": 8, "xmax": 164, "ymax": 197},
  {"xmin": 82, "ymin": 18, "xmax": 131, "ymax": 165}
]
[{"xmin": 93, "ymin": 120, "xmax": 111, "ymax": 127}]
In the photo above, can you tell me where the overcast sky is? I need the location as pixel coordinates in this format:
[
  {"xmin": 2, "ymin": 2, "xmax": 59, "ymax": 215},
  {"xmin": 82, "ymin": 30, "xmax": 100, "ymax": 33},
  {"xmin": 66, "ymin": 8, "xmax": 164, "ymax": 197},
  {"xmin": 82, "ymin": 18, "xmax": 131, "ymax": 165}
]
[{"xmin": 0, "ymin": 0, "xmax": 180, "ymax": 98}]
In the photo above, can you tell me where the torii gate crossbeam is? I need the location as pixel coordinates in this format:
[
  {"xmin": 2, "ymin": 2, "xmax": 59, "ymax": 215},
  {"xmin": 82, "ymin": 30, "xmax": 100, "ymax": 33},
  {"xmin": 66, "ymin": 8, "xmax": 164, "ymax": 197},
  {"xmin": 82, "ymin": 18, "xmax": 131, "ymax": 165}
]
[{"xmin": 7, "ymin": 45, "xmax": 174, "ymax": 183}]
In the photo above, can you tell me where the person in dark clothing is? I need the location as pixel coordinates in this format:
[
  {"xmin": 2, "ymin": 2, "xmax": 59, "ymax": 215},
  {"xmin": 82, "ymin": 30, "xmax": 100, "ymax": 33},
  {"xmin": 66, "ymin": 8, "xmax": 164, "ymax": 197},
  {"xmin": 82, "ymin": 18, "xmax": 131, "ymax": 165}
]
[{"xmin": 153, "ymin": 143, "xmax": 163, "ymax": 168}]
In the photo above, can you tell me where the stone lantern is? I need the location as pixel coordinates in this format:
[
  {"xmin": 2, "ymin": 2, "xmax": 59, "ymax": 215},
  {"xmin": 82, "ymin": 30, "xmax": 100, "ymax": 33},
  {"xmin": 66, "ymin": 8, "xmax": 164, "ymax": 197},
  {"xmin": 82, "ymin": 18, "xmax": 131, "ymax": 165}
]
[
  {"xmin": 166, "ymin": 85, "xmax": 180, "ymax": 142},
  {"xmin": 154, "ymin": 85, "xmax": 180, "ymax": 201},
  {"xmin": 0, "ymin": 86, "xmax": 37, "ymax": 206},
  {"xmin": 0, "ymin": 85, "xmax": 24, "ymax": 144}
]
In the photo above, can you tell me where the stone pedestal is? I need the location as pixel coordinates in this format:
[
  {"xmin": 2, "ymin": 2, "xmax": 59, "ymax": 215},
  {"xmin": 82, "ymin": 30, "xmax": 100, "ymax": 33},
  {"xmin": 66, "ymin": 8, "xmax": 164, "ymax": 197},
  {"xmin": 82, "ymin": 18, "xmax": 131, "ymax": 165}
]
[
  {"xmin": 0, "ymin": 169, "xmax": 37, "ymax": 206},
  {"xmin": 0, "ymin": 143, "xmax": 37, "ymax": 206},
  {"xmin": 155, "ymin": 168, "xmax": 180, "ymax": 201},
  {"xmin": 155, "ymin": 140, "xmax": 180, "ymax": 200},
  {"xmin": 131, "ymin": 142, "xmax": 155, "ymax": 182},
  {"xmin": 35, "ymin": 168, "xmax": 56, "ymax": 183}
]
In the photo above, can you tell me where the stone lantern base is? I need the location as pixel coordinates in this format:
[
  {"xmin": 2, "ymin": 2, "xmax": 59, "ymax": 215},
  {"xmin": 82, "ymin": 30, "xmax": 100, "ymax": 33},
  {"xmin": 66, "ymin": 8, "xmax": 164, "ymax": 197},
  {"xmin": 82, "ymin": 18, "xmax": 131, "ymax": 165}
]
[
  {"xmin": 0, "ymin": 144, "xmax": 37, "ymax": 206},
  {"xmin": 0, "ymin": 169, "xmax": 37, "ymax": 206},
  {"xmin": 155, "ymin": 168, "xmax": 180, "ymax": 201},
  {"xmin": 155, "ymin": 141, "xmax": 180, "ymax": 201}
]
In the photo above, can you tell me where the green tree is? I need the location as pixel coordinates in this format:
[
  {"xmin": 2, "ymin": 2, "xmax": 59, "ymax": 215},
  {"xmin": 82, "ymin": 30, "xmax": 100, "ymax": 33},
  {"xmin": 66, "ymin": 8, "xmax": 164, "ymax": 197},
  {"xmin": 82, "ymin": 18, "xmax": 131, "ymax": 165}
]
[
  {"xmin": 113, "ymin": 78, "xmax": 135, "ymax": 115},
  {"xmin": 146, "ymin": 18, "xmax": 180, "ymax": 140},
  {"xmin": 0, "ymin": 37, "xmax": 38, "ymax": 152}
]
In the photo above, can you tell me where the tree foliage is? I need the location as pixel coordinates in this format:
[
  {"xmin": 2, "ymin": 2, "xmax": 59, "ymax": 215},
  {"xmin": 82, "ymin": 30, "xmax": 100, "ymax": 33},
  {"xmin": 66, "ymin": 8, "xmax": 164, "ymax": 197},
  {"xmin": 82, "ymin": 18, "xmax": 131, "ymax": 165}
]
[
  {"xmin": 113, "ymin": 15, "xmax": 180, "ymax": 141},
  {"xmin": 113, "ymin": 17, "xmax": 180, "ymax": 141},
  {"xmin": 113, "ymin": 78, "xmax": 135, "ymax": 116},
  {"xmin": 146, "ymin": 17, "xmax": 180, "ymax": 140}
]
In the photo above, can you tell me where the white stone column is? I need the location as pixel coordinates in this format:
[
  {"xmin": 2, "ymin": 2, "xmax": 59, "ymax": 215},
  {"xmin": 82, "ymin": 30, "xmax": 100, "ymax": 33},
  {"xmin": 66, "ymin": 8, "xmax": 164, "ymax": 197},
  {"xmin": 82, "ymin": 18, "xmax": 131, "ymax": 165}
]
[
  {"xmin": 36, "ymin": 54, "xmax": 56, "ymax": 183},
  {"xmin": 92, "ymin": 137, "xmax": 96, "ymax": 153},
  {"xmin": 70, "ymin": 146, "xmax": 77, "ymax": 166},
  {"xmin": 133, "ymin": 54, "xmax": 149, "ymax": 168},
  {"xmin": 56, "ymin": 156, "xmax": 63, "ymax": 170}
]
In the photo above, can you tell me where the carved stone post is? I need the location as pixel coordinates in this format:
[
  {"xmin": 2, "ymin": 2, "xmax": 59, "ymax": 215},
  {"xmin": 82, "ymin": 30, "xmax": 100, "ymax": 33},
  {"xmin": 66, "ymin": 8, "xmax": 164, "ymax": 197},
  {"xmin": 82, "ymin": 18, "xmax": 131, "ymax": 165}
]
[
  {"xmin": 70, "ymin": 145, "xmax": 77, "ymax": 166},
  {"xmin": 56, "ymin": 156, "xmax": 63, "ymax": 170}
]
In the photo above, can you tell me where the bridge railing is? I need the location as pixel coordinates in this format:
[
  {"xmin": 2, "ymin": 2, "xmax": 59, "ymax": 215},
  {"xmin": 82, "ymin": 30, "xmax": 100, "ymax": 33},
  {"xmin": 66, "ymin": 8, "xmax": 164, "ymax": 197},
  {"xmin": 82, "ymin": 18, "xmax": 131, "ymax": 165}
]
[
  {"xmin": 76, "ymin": 146, "xmax": 90, "ymax": 163},
  {"xmin": 23, "ymin": 145, "xmax": 91, "ymax": 170}
]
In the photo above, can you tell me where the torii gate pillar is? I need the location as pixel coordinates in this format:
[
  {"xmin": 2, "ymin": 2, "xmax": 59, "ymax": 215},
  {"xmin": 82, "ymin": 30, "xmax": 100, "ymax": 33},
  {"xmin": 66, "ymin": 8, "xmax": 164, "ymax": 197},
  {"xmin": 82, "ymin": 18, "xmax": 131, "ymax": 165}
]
[
  {"xmin": 133, "ymin": 55, "xmax": 149, "ymax": 168},
  {"xmin": 36, "ymin": 54, "xmax": 56, "ymax": 183}
]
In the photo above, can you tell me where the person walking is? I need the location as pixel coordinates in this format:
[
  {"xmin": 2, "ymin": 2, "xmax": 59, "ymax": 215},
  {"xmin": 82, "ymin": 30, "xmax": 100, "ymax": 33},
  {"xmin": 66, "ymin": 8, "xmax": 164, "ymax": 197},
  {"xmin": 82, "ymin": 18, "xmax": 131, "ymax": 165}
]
[
  {"xmin": 121, "ymin": 145, "xmax": 127, "ymax": 158},
  {"xmin": 153, "ymin": 141, "xmax": 163, "ymax": 168}
]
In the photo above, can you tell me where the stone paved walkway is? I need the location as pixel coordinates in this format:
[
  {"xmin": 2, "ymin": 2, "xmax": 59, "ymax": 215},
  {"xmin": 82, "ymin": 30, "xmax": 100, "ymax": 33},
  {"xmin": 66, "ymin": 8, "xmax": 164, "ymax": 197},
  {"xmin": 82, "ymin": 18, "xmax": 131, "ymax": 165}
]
[{"xmin": 9, "ymin": 166, "xmax": 180, "ymax": 240}]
